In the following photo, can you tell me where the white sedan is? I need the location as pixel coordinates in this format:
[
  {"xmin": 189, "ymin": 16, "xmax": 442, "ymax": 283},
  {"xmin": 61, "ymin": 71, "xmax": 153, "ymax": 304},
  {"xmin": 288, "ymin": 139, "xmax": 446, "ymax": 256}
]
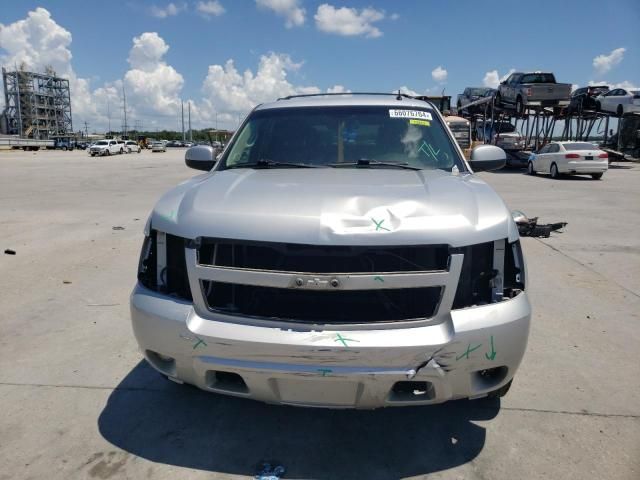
[
  {"xmin": 596, "ymin": 88, "xmax": 640, "ymax": 116},
  {"xmin": 151, "ymin": 141, "xmax": 167, "ymax": 152},
  {"xmin": 527, "ymin": 141, "xmax": 608, "ymax": 180}
]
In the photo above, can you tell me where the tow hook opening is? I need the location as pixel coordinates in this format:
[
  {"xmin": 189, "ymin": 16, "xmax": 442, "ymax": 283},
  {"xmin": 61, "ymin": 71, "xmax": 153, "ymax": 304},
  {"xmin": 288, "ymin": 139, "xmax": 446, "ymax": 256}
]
[
  {"xmin": 205, "ymin": 370, "xmax": 249, "ymax": 394},
  {"xmin": 146, "ymin": 350, "xmax": 176, "ymax": 377},
  {"xmin": 389, "ymin": 381, "xmax": 435, "ymax": 402}
]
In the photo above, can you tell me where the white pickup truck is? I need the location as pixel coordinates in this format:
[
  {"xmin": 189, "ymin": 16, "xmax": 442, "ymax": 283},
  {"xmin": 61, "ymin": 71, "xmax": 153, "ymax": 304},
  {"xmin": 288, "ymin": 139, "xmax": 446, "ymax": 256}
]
[{"xmin": 88, "ymin": 139, "xmax": 122, "ymax": 156}]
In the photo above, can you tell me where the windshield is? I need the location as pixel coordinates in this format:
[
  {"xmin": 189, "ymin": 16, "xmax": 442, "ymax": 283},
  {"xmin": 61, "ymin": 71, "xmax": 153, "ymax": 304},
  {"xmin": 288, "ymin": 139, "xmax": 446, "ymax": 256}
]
[
  {"xmin": 96, "ymin": 141, "xmax": 107, "ymax": 145},
  {"xmin": 220, "ymin": 106, "xmax": 464, "ymax": 171},
  {"xmin": 469, "ymin": 88, "xmax": 490, "ymax": 96},
  {"xmin": 564, "ymin": 142, "xmax": 597, "ymax": 151},
  {"xmin": 520, "ymin": 73, "xmax": 556, "ymax": 84}
]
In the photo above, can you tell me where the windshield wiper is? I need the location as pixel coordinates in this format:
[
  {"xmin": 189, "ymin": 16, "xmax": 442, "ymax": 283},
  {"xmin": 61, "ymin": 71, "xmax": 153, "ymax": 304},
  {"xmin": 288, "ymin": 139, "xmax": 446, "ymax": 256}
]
[
  {"xmin": 226, "ymin": 159, "xmax": 321, "ymax": 169},
  {"xmin": 329, "ymin": 158, "xmax": 422, "ymax": 170}
]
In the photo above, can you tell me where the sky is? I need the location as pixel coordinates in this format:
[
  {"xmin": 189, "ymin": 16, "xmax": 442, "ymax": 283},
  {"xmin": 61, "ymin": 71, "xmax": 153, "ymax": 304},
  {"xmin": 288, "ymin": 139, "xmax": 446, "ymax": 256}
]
[{"xmin": 1, "ymin": 0, "xmax": 639, "ymax": 133}]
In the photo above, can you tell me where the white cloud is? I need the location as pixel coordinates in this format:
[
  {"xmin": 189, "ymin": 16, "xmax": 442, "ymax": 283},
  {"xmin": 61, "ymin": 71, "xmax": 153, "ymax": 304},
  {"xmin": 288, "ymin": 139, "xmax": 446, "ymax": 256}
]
[
  {"xmin": 0, "ymin": 7, "xmax": 99, "ymax": 128},
  {"xmin": 256, "ymin": 0, "xmax": 305, "ymax": 28},
  {"xmin": 397, "ymin": 86, "xmax": 419, "ymax": 96},
  {"xmin": 149, "ymin": 2, "xmax": 185, "ymax": 18},
  {"xmin": 124, "ymin": 33, "xmax": 184, "ymax": 117},
  {"xmin": 201, "ymin": 52, "xmax": 320, "ymax": 115},
  {"xmin": 588, "ymin": 79, "xmax": 638, "ymax": 90},
  {"xmin": 197, "ymin": 1, "xmax": 225, "ymax": 18},
  {"xmin": 593, "ymin": 47, "xmax": 625, "ymax": 74},
  {"xmin": 483, "ymin": 68, "xmax": 515, "ymax": 88},
  {"xmin": 390, "ymin": 13, "xmax": 400, "ymax": 21},
  {"xmin": 326, "ymin": 85, "xmax": 350, "ymax": 93},
  {"xmin": 314, "ymin": 4, "xmax": 385, "ymax": 38},
  {"xmin": 431, "ymin": 66, "xmax": 447, "ymax": 83}
]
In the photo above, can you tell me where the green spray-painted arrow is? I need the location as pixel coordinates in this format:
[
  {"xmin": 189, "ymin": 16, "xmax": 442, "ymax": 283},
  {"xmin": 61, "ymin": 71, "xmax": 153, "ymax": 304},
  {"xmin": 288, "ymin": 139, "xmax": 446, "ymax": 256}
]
[{"xmin": 485, "ymin": 335, "xmax": 496, "ymax": 360}]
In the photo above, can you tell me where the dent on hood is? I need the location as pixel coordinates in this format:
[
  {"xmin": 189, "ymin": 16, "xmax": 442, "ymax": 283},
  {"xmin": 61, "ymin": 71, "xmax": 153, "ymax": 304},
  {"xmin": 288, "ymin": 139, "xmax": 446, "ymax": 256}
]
[{"xmin": 149, "ymin": 170, "xmax": 516, "ymax": 246}]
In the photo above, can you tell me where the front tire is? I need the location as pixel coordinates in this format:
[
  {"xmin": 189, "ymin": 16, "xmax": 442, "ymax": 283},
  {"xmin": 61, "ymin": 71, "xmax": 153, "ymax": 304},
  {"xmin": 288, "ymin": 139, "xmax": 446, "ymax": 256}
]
[
  {"xmin": 616, "ymin": 105, "xmax": 624, "ymax": 117},
  {"xmin": 550, "ymin": 162, "xmax": 560, "ymax": 179},
  {"xmin": 591, "ymin": 172, "xmax": 603, "ymax": 180},
  {"xmin": 527, "ymin": 161, "xmax": 537, "ymax": 175}
]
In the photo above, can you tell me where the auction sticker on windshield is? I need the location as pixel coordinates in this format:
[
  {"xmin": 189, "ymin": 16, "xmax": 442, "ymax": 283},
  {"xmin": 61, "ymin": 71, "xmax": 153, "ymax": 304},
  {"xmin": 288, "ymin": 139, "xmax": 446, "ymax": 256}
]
[{"xmin": 389, "ymin": 109, "xmax": 433, "ymax": 121}]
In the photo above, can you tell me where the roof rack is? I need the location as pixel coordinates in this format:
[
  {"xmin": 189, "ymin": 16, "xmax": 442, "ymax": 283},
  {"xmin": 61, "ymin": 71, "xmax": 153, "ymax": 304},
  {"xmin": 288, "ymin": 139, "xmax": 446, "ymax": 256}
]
[{"xmin": 277, "ymin": 92, "xmax": 422, "ymax": 101}]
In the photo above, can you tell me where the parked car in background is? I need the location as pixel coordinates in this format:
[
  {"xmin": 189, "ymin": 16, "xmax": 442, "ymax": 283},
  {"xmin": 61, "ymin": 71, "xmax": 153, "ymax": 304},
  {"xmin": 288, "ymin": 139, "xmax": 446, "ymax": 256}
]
[
  {"xmin": 151, "ymin": 141, "xmax": 167, "ymax": 152},
  {"xmin": 476, "ymin": 122, "xmax": 525, "ymax": 151},
  {"xmin": 567, "ymin": 85, "xmax": 609, "ymax": 113},
  {"xmin": 527, "ymin": 141, "xmax": 608, "ymax": 179},
  {"xmin": 457, "ymin": 87, "xmax": 494, "ymax": 114},
  {"xmin": 596, "ymin": 88, "xmax": 640, "ymax": 116},
  {"xmin": 116, "ymin": 140, "xmax": 126, "ymax": 154},
  {"xmin": 496, "ymin": 72, "xmax": 571, "ymax": 115},
  {"xmin": 444, "ymin": 115, "xmax": 471, "ymax": 150},
  {"xmin": 125, "ymin": 140, "xmax": 141, "ymax": 153},
  {"xmin": 89, "ymin": 139, "xmax": 121, "ymax": 156}
]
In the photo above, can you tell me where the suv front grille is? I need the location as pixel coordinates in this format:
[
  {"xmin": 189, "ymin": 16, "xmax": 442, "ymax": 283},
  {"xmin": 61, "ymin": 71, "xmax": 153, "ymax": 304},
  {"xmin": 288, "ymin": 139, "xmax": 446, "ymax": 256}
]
[
  {"xmin": 198, "ymin": 239, "xmax": 449, "ymax": 273},
  {"xmin": 186, "ymin": 238, "xmax": 464, "ymax": 326},
  {"xmin": 202, "ymin": 281, "xmax": 442, "ymax": 323}
]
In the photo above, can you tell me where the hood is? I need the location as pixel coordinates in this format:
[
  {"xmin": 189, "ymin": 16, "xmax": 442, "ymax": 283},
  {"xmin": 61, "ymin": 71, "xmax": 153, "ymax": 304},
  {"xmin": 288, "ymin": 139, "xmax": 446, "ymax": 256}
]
[{"xmin": 152, "ymin": 169, "xmax": 518, "ymax": 247}]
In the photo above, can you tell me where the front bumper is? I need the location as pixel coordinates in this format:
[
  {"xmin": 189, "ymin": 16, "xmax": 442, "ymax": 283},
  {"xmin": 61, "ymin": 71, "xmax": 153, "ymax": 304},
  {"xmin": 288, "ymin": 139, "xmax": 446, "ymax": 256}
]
[{"xmin": 130, "ymin": 284, "xmax": 531, "ymax": 408}]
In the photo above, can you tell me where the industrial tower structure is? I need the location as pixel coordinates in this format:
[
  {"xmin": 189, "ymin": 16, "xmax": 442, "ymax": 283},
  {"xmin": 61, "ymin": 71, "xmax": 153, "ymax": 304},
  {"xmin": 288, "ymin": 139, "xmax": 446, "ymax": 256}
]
[{"xmin": 2, "ymin": 67, "xmax": 73, "ymax": 139}]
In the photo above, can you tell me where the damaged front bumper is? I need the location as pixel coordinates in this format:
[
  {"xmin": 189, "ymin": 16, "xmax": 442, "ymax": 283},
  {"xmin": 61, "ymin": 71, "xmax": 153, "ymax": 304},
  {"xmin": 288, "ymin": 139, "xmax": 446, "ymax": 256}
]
[{"xmin": 130, "ymin": 284, "xmax": 531, "ymax": 409}]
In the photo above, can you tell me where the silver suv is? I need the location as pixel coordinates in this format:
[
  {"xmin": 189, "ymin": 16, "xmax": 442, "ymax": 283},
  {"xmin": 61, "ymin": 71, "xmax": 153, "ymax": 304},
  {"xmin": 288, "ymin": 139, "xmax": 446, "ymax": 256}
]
[{"xmin": 131, "ymin": 93, "xmax": 531, "ymax": 408}]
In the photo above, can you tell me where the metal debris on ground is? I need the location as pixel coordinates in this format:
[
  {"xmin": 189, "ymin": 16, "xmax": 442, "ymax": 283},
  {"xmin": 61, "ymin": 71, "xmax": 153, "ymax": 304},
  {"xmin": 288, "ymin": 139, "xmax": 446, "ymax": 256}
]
[
  {"xmin": 4, "ymin": 249, "xmax": 16, "ymax": 255},
  {"xmin": 255, "ymin": 463, "xmax": 285, "ymax": 480},
  {"xmin": 512, "ymin": 210, "xmax": 567, "ymax": 238},
  {"xmin": 112, "ymin": 226, "xmax": 125, "ymax": 231}
]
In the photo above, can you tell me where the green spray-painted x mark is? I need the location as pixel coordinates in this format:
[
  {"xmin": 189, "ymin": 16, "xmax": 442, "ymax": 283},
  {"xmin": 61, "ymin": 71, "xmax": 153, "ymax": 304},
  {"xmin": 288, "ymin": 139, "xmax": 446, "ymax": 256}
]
[
  {"xmin": 456, "ymin": 343, "xmax": 482, "ymax": 361},
  {"xmin": 371, "ymin": 218, "xmax": 390, "ymax": 232},
  {"xmin": 334, "ymin": 333, "xmax": 359, "ymax": 347},
  {"xmin": 192, "ymin": 336, "xmax": 207, "ymax": 350}
]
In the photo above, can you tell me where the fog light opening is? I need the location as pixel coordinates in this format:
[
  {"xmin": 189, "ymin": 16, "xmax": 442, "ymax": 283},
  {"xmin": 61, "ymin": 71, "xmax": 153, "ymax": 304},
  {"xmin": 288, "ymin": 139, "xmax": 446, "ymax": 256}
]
[
  {"xmin": 205, "ymin": 370, "xmax": 249, "ymax": 394},
  {"xmin": 146, "ymin": 350, "xmax": 176, "ymax": 377},
  {"xmin": 472, "ymin": 366, "xmax": 508, "ymax": 391},
  {"xmin": 389, "ymin": 381, "xmax": 435, "ymax": 402}
]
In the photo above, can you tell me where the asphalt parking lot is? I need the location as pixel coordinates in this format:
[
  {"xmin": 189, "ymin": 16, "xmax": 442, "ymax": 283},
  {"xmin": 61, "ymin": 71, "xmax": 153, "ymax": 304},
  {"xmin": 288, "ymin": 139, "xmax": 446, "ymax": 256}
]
[{"xmin": 1, "ymin": 148, "xmax": 638, "ymax": 480}]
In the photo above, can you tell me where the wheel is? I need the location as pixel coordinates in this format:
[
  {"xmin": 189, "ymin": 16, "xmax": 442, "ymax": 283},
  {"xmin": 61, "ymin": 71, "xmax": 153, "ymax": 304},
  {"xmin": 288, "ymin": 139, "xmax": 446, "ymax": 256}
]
[
  {"xmin": 106, "ymin": 149, "xmax": 111, "ymax": 156},
  {"xmin": 487, "ymin": 379, "xmax": 512, "ymax": 398},
  {"xmin": 62, "ymin": 146, "xmax": 67, "ymax": 151},
  {"xmin": 550, "ymin": 162, "xmax": 560, "ymax": 179},
  {"xmin": 119, "ymin": 148, "xmax": 124, "ymax": 154},
  {"xmin": 527, "ymin": 161, "xmax": 537, "ymax": 175},
  {"xmin": 137, "ymin": 148, "xmax": 141, "ymax": 153},
  {"xmin": 595, "ymin": 101, "xmax": 601, "ymax": 112},
  {"xmin": 516, "ymin": 96, "xmax": 524, "ymax": 115},
  {"xmin": 591, "ymin": 172, "xmax": 603, "ymax": 180},
  {"xmin": 616, "ymin": 105, "xmax": 623, "ymax": 117}
]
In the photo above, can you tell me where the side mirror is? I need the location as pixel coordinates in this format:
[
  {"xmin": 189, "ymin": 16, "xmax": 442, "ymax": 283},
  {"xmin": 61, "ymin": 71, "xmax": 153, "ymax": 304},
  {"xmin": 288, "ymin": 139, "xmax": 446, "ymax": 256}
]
[
  {"xmin": 469, "ymin": 145, "xmax": 506, "ymax": 172},
  {"xmin": 185, "ymin": 145, "xmax": 216, "ymax": 171}
]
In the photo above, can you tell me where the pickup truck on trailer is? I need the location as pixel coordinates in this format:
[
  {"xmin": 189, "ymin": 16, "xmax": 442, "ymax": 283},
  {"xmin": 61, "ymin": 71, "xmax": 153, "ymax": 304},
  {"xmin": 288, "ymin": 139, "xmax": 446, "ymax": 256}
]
[
  {"xmin": 496, "ymin": 72, "xmax": 571, "ymax": 115},
  {"xmin": 131, "ymin": 93, "xmax": 531, "ymax": 409}
]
